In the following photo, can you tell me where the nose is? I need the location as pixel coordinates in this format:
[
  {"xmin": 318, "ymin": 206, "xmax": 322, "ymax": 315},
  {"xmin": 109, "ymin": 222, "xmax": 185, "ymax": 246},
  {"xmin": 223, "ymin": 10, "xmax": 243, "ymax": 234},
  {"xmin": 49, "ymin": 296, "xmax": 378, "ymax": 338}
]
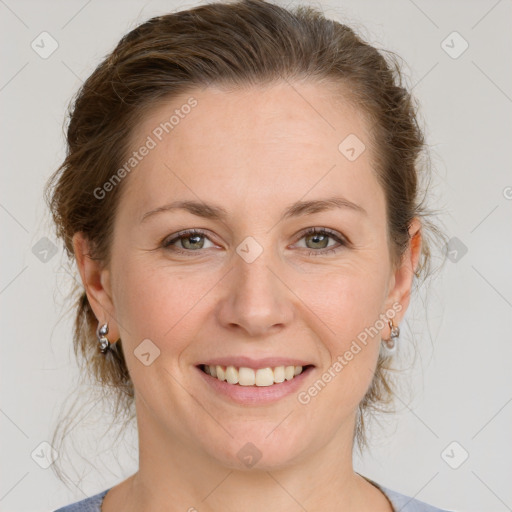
[{"xmin": 215, "ymin": 246, "xmax": 294, "ymax": 338}]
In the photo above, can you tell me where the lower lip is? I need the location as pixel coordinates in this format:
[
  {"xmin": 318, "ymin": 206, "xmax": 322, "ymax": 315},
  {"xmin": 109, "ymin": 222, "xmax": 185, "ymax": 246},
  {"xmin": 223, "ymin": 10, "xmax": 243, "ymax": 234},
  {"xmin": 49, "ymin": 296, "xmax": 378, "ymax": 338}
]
[{"xmin": 196, "ymin": 365, "xmax": 315, "ymax": 405}]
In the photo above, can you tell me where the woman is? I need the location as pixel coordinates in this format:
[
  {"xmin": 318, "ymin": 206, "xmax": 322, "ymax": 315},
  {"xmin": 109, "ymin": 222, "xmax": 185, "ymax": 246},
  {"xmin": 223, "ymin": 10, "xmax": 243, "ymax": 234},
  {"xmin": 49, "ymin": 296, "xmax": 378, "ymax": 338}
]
[{"xmin": 46, "ymin": 0, "xmax": 451, "ymax": 510}]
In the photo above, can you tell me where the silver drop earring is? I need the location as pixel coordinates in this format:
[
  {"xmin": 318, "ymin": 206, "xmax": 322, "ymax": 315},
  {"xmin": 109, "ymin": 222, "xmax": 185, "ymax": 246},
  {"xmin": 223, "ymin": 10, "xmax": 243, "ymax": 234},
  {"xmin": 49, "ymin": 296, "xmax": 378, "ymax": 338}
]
[
  {"xmin": 97, "ymin": 322, "xmax": 111, "ymax": 353},
  {"xmin": 382, "ymin": 318, "xmax": 400, "ymax": 355}
]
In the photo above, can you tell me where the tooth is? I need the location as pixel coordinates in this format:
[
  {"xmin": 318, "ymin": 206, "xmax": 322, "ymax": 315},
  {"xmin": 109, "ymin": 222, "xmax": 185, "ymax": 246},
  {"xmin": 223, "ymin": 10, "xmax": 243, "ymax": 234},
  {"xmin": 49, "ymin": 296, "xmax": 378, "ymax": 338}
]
[
  {"xmin": 238, "ymin": 367, "xmax": 255, "ymax": 386},
  {"xmin": 273, "ymin": 366, "xmax": 285, "ymax": 383},
  {"xmin": 255, "ymin": 367, "xmax": 274, "ymax": 386},
  {"xmin": 284, "ymin": 366, "xmax": 295, "ymax": 380},
  {"xmin": 216, "ymin": 365, "xmax": 226, "ymax": 381},
  {"xmin": 225, "ymin": 365, "xmax": 239, "ymax": 384},
  {"xmin": 206, "ymin": 363, "xmax": 309, "ymax": 386}
]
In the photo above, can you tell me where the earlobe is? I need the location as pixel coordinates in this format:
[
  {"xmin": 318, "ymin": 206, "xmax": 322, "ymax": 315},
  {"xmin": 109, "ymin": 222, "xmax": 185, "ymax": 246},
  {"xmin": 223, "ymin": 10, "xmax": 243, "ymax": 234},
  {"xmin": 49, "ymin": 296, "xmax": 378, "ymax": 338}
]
[{"xmin": 72, "ymin": 232, "xmax": 120, "ymax": 343}]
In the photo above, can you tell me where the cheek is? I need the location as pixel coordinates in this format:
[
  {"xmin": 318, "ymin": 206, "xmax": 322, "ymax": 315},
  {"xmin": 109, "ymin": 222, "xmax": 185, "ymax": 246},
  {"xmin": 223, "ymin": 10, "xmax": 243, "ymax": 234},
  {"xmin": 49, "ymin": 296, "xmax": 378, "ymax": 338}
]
[
  {"xmin": 298, "ymin": 270, "xmax": 386, "ymax": 400},
  {"xmin": 113, "ymin": 260, "xmax": 218, "ymax": 349},
  {"xmin": 300, "ymin": 267, "xmax": 388, "ymax": 343}
]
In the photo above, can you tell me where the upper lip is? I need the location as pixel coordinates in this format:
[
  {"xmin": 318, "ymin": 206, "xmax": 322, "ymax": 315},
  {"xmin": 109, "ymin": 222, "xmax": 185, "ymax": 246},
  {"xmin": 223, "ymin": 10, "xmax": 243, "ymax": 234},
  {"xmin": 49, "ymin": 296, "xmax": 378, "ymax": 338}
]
[{"xmin": 198, "ymin": 356, "xmax": 315, "ymax": 369}]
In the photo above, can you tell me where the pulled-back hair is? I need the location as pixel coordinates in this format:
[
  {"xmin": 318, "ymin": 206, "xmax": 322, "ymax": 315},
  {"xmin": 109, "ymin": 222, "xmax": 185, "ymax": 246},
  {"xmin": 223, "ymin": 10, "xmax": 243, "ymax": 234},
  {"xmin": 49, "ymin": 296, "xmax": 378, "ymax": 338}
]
[{"xmin": 45, "ymin": 0, "xmax": 447, "ymax": 486}]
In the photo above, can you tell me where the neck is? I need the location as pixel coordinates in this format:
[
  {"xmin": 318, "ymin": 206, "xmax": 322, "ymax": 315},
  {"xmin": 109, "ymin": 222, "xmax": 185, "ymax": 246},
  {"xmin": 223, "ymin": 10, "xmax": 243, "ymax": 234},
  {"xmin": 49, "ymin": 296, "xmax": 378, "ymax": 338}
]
[{"xmin": 109, "ymin": 396, "xmax": 390, "ymax": 512}]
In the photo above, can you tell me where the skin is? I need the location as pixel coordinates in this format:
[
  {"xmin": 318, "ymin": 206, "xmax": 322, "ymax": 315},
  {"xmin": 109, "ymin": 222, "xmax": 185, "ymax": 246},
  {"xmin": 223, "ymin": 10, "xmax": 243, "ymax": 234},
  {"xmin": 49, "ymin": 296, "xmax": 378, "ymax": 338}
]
[{"xmin": 74, "ymin": 80, "xmax": 422, "ymax": 512}]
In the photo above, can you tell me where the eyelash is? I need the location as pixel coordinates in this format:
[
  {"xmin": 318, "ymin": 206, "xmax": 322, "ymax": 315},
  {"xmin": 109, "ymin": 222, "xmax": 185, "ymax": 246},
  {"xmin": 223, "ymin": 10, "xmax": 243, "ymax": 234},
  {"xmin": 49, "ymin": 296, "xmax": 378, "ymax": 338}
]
[{"xmin": 161, "ymin": 227, "xmax": 347, "ymax": 257}]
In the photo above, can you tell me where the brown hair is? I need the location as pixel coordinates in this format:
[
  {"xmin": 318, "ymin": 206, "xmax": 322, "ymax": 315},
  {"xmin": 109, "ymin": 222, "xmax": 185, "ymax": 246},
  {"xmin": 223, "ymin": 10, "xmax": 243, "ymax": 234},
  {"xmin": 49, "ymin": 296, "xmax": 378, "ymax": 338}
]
[{"xmin": 45, "ymin": 0, "xmax": 447, "ymax": 486}]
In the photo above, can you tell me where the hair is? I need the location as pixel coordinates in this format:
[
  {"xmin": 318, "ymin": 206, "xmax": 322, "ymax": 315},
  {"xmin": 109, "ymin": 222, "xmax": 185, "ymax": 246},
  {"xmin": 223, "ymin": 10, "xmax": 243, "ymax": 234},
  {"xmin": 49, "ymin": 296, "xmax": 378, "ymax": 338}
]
[{"xmin": 45, "ymin": 0, "xmax": 448, "ymax": 487}]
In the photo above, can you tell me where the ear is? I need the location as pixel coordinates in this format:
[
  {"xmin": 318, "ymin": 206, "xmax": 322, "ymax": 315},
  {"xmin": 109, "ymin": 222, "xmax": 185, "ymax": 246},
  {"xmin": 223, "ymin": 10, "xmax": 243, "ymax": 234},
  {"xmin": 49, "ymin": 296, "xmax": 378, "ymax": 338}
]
[
  {"xmin": 72, "ymin": 232, "xmax": 120, "ymax": 344},
  {"xmin": 384, "ymin": 217, "xmax": 422, "ymax": 324}
]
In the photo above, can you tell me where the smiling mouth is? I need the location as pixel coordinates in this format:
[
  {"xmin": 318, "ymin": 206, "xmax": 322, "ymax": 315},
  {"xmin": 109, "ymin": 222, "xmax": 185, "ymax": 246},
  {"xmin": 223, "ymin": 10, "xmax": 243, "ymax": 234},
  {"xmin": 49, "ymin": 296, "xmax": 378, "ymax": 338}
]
[{"xmin": 198, "ymin": 364, "xmax": 315, "ymax": 386}]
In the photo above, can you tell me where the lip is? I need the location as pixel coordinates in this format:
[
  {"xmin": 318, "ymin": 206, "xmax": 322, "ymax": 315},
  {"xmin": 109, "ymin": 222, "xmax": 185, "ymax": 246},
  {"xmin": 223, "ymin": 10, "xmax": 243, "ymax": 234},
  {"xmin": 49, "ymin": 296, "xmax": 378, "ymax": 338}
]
[
  {"xmin": 195, "ymin": 364, "xmax": 315, "ymax": 405},
  {"xmin": 198, "ymin": 356, "xmax": 315, "ymax": 370}
]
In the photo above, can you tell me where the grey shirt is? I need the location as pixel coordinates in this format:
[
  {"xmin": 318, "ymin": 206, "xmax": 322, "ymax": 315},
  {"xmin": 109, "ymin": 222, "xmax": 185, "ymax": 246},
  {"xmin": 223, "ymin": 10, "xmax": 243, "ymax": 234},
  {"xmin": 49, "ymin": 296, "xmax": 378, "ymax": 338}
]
[{"xmin": 54, "ymin": 477, "xmax": 454, "ymax": 511}]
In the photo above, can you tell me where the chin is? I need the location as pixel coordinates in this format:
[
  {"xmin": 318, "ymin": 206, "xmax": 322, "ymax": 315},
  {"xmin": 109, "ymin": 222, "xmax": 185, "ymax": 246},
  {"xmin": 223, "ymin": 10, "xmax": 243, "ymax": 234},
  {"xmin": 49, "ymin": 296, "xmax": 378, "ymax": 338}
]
[{"xmin": 207, "ymin": 427, "xmax": 308, "ymax": 472}]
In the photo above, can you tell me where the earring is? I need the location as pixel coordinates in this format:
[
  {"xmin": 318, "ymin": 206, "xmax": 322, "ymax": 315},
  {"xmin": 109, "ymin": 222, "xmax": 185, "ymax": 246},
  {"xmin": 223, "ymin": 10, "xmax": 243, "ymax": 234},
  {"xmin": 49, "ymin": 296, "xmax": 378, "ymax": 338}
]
[
  {"xmin": 96, "ymin": 322, "xmax": 111, "ymax": 353},
  {"xmin": 382, "ymin": 319, "xmax": 400, "ymax": 355}
]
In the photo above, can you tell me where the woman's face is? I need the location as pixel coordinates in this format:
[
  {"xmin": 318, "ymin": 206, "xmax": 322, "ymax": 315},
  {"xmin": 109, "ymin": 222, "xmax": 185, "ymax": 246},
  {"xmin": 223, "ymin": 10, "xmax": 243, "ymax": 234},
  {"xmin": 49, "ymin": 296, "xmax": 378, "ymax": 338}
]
[{"xmin": 79, "ymin": 81, "xmax": 420, "ymax": 470}]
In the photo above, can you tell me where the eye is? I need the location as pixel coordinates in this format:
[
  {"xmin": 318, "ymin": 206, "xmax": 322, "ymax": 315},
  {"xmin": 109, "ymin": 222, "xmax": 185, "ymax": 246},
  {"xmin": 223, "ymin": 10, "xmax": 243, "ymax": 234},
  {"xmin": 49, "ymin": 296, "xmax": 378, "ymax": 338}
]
[
  {"xmin": 294, "ymin": 227, "xmax": 347, "ymax": 256},
  {"xmin": 162, "ymin": 229, "xmax": 215, "ymax": 254},
  {"xmin": 161, "ymin": 227, "xmax": 348, "ymax": 257}
]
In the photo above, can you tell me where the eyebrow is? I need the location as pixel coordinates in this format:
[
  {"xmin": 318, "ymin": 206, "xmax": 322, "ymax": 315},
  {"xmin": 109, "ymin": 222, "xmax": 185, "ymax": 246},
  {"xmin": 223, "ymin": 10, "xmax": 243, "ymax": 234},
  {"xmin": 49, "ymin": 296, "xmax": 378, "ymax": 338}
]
[{"xmin": 140, "ymin": 196, "xmax": 367, "ymax": 223}]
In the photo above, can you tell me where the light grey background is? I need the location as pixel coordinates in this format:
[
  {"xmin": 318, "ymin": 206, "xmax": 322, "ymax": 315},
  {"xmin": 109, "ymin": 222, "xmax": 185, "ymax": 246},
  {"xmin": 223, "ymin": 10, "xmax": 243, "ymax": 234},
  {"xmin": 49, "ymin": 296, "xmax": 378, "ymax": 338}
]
[{"xmin": 1, "ymin": 0, "xmax": 511, "ymax": 511}]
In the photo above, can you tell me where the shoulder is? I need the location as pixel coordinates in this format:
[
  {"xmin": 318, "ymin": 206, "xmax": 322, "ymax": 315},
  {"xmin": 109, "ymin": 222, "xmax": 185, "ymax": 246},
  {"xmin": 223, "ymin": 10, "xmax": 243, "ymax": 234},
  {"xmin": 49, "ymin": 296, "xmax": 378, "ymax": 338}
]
[
  {"xmin": 377, "ymin": 483, "xmax": 454, "ymax": 512},
  {"xmin": 52, "ymin": 483, "xmax": 455, "ymax": 512},
  {"xmin": 358, "ymin": 472, "xmax": 454, "ymax": 511},
  {"xmin": 53, "ymin": 488, "xmax": 111, "ymax": 512}
]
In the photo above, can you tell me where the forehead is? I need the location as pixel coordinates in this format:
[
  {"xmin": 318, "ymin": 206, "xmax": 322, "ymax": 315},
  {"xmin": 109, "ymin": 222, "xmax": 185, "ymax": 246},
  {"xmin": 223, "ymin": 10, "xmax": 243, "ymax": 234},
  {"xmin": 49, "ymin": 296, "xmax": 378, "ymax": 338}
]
[{"xmin": 120, "ymin": 81, "xmax": 384, "ymax": 224}]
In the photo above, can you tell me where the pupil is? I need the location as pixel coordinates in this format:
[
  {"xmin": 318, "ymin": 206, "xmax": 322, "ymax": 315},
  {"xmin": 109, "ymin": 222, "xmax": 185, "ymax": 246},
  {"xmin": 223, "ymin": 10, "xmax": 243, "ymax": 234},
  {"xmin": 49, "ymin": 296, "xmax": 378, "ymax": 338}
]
[
  {"xmin": 184, "ymin": 234, "xmax": 203, "ymax": 249},
  {"xmin": 309, "ymin": 233, "xmax": 327, "ymax": 249}
]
